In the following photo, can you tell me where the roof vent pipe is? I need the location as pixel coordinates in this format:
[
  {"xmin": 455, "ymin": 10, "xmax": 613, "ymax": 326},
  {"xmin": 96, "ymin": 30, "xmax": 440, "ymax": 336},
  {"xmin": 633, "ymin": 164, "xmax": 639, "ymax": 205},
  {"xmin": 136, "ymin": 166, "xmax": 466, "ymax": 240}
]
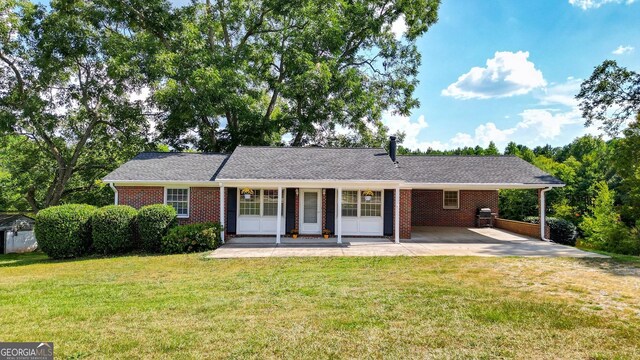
[{"xmin": 389, "ymin": 136, "xmax": 397, "ymax": 163}]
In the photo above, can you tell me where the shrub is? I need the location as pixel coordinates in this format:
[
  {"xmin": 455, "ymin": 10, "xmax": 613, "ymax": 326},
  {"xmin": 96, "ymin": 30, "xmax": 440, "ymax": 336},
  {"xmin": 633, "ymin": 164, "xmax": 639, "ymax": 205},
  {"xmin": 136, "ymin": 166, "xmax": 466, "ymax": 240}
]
[
  {"xmin": 524, "ymin": 216, "xmax": 578, "ymax": 246},
  {"xmin": 161, "ymin": 222, "xmax": 223, "ymax": 254},
  {"xmin": 92, "ymin": 205, "xmax": 138, "ymax": 254},
  {"xmin": 35, "ymin": 204, "xmax": 96, "ymax": 259},
  {"xmin": 138, "ymin": 204, "xmax": 177, "ymax": 252}
]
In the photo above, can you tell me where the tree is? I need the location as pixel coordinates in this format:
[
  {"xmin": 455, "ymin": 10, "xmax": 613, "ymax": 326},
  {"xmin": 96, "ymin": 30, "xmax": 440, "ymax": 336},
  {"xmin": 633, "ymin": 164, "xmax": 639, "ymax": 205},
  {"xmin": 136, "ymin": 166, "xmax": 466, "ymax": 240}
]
[
  {"xmin": 130, "ymin": 0, "xmax": 440, "ymax": 151},
  {"xmin": 485, "ymin": 141, "xmax": 499, "ymax": 155},
  {"xmin": 577, "ymin": 60, "xmax": 640, "ymax": 136},
  {"xmin": 0, "ymin": 0, "xmax": 153, "ymax": 211},
  {"xmin": 613, "ymin": 114, "xmax": 640, "ymax": 224}
]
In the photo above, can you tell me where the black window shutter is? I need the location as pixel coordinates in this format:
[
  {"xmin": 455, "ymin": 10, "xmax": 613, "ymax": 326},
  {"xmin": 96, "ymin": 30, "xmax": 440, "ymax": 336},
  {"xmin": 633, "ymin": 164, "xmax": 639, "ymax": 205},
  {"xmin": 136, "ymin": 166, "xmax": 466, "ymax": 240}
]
[
  {"xmin": 325, "ymin": 189, "xmax": 335, "ymax": 233},
  {"xmin": 226, "ymin": 187, "xmax": 237, "ymax": 233},
  {"xmin": 286, "ymin": 188, "xmax": 296, "ymax": 233},
  {"xmin": 383, "ymin": 189, "xmax": 393, "ymax": 236}
]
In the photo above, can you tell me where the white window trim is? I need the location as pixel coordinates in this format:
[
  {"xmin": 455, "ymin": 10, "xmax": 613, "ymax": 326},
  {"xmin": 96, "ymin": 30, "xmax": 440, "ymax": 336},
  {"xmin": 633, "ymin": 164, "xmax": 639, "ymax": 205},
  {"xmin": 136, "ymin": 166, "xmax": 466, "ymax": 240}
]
[
  {"xmin": 262, "ymin": 189, "xmax": 285, "ymax": 217},
  {"xmin": 360, "ymin": 190, "xmax": 383, "ymax": 217},
  {"xmin": 238, "ymin": 188, "xmax": 261, "ymax": 217},
  {"xmin": 237, "ymin": 189, "xmax": 286, "ymax": 217},
  {"xmin": 341, "ymin": 189, "xmax": 359, "ymax": 218},
  {"xmin": 443, "ymin": 190, "xmax": 460, "ymax": 210},
  {"xmin": 164, "ymin": 187, "xmax": 190, "ymax": 218},
  {"xmin": 341, "ymin": 189, "xmax": 383, "ymax": 218}
]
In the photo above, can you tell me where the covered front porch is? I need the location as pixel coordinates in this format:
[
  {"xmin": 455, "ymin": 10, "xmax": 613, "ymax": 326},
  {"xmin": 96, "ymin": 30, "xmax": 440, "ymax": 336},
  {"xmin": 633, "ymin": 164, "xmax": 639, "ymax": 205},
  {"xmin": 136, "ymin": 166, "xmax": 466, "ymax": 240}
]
[
  {"xmin": 220, "ymin": 181, "xmax": 405, "ymax": 245},
  {"xmin": 209, "ymin": 227, "xmax": 606, "ymax": 258}
]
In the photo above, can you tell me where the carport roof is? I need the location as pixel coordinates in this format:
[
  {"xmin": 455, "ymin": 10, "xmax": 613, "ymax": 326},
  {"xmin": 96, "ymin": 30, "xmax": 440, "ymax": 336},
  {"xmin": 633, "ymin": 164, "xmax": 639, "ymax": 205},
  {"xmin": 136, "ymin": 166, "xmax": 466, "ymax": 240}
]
[{"xmin": 397, "ymin": 155, "xmax": 564, "ymax": 185}]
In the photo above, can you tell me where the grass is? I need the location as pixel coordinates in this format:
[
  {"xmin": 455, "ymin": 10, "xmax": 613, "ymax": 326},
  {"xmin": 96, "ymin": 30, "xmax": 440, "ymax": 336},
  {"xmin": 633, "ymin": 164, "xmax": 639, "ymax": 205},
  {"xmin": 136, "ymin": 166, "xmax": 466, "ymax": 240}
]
[{"xmin": 1, "ymin": 252, "xmax": 639, "ymax": 359}]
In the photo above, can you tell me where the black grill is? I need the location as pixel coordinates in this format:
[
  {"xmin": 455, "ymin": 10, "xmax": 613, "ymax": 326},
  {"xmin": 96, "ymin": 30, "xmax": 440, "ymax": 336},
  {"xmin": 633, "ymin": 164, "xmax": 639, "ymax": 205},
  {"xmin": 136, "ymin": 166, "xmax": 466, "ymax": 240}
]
[{"xmin": 476, "ymin": 208, "xmax": 494, "ymax": 227}]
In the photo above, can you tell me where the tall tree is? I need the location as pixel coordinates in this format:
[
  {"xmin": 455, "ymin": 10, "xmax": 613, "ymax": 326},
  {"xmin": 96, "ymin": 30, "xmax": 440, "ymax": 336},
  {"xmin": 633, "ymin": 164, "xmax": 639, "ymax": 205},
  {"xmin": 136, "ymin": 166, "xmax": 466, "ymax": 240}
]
[
  {"xmin": 577, "ymin": 60, "xmax": 640, "ymax": 136},
  {"xmin": 128, "ymin": 0, "xmax": 440, "ymax": 151},
  {"xmin": 0, "ymin": 0, "xmax": 153, "ymax": 210}
]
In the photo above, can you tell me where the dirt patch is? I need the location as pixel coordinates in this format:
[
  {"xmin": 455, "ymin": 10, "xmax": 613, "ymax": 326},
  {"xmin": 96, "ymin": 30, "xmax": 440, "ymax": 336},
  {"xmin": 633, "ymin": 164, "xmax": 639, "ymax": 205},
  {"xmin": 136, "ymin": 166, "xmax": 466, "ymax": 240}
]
[{"xmin": 491, "ymin": 258, "xmax": 640, "ymax": 318}]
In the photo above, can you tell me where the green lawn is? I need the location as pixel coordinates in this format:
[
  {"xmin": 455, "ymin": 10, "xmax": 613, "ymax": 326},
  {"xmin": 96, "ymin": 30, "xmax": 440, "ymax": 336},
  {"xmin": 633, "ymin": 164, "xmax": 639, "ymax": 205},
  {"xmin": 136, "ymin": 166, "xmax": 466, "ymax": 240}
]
[{"xmin": 1, "ymin": 252, "xmax": 639, "ymax": 359}]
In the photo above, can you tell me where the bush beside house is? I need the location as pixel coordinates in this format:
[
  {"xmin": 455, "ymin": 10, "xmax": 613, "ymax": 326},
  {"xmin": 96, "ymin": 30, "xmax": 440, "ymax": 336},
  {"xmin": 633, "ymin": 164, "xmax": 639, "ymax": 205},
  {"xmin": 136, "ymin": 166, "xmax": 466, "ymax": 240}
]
[
  {"xmin": 524, "ymin": 216, "xmax": 578, "ymax": 246},
  {"xmin": 92, "ymin": 205, "xmax": 138, "ymax": 254},
  {"xmin": 161, "ymin": 222, "xmax": 223, "ymax": 254},
  {"xmin": 138, "ymin": 204, "xmax": 177, "ymax": 252},
  {"xmin": 34, "ymin": 203, "xmax": 221, "ymax": 259},
  {"xmin": 35, "ymin": 204, "xmax": 96, "ymax": 259}
]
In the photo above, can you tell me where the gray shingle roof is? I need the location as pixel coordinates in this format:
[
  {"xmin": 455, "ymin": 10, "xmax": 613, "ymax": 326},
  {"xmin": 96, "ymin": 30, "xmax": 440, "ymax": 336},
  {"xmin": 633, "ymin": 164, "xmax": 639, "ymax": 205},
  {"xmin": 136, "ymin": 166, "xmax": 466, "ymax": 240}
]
[
  {"xmin": 103, "ymin": 152, "xmax": 228, "ymax": 182},
  {"xmin": 216, "ymin": 146, "xmax": 402, "ymax": 181},
  {"xmin": 397, "ymin": 155, "xmax": 563, "ymax": 185}
]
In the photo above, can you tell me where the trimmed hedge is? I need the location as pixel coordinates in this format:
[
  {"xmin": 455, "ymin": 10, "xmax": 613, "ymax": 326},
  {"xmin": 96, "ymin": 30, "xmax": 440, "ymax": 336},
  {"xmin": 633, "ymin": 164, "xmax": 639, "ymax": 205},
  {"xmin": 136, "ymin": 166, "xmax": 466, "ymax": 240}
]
[
  {"xmin": 161, "ymin": 222, "xmax": 223, "ymax": 254},
  {"xmin": 92, "ymin": 205, "xmax": 138, "ymax": 254},
  {"xmin": 138, "ymin": 204, "xmax": 177, "ymax": 252},
  {"xmin": 35, "ymin": 204, "xmax": 96, "ymax": 259},
  {"xmin": 524, "ymin": 216, "xmax": 578, "ymax": 246}
]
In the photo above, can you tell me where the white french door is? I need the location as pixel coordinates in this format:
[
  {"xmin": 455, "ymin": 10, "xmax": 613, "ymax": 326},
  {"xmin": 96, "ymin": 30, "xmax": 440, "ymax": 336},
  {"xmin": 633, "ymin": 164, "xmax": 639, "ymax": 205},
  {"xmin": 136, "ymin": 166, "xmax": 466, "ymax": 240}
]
[{"xmin": 300, "ymin": 189, "xmax": 322, "ymax": 234}]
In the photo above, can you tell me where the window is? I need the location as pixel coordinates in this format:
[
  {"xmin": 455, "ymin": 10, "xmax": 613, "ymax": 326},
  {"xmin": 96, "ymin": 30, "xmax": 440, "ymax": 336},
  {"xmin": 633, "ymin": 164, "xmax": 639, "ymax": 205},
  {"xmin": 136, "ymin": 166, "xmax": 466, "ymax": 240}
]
[
  {"xmin": 263, "ymin": 190, "xmax": 283, "ymax": 216},
  {"xmin": 239, "ymin": 189, "xmax": 260, "ymax": 215},
  {"xmin": 166, "ymin": 188, "xmax": 189, "ymax": 217},
  {"xmin": 341, "ymin": 190, "xmax": 358, "ymax": 217},
  {"xmin": 443, "ymin": 190, "xmax": 459, "ymax": 209},
  {"xmin": 360, "ymin": 191, "xmax": 382, "ymax": 217}
]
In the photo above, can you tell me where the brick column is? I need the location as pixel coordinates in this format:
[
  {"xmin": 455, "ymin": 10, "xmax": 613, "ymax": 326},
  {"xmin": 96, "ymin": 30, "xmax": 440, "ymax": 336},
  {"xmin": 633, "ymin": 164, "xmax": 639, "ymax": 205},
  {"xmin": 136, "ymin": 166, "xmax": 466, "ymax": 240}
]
[{"xmin": 396, "ymin": 189, "xmax": 412, "ymax": 239}]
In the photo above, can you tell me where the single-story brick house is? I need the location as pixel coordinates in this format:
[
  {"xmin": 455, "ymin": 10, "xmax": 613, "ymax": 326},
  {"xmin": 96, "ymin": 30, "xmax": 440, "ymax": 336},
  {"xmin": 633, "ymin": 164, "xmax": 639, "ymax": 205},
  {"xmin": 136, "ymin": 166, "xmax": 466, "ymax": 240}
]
[{"xmin": 104, "ymin": 137, "xmax": 563, "ymax": 243}]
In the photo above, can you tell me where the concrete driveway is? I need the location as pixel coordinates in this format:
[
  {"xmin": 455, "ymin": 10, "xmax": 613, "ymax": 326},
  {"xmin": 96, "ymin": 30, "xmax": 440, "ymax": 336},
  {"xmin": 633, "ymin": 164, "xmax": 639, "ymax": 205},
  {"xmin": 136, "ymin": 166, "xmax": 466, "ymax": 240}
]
[{"xmin": 207, "ymin": 226, "xmax": 606, "ymax": 259}]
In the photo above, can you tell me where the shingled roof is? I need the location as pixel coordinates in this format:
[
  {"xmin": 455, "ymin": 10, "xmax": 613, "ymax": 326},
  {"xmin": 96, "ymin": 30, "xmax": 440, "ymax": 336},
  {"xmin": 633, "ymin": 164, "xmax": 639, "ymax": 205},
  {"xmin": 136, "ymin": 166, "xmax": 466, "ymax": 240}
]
[
  {"xmin": 216, "ymin": 146, "xmax": 402, "ymax": 181},
  {"xmin": 103, "ymin": 152, "xmax": 228, "ymax": 182},
  {"xmin": 104, "ymin": 148, "xmax": 563, "ymax": 186},
  {"xmin": 397, "ymin": 155, "xmax": 564, "ymax": 185}
]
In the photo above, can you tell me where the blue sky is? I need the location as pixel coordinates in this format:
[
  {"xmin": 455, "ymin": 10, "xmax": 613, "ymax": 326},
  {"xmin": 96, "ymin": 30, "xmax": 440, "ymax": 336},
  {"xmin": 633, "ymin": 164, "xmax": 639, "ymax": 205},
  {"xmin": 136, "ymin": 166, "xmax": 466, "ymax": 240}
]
[{"xmin": 384, "ymin": 0, "xmax": 640, "ymax": 151}]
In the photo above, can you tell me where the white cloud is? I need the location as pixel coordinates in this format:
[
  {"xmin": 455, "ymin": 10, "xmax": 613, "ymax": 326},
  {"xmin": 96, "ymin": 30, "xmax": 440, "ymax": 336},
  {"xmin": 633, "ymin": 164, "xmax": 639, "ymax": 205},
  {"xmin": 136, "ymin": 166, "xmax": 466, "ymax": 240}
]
[
  {"xmin": 451, "ymin": 108, "xmax": 583, "ymax": 149},
  {"xmin": 612, "ymin": 45, "xmax": 634, "ymax": 55},
  {"xmin": 537, "ymin": 77, "xmax": 582, "ymax": 107},
  {"xmin": 442, "ymin": 51, "xmax": 547, "ymax": 99},
  {"xmin": 569, "ymin": 0, "xmax": 635, "ymax": 9},
  {"xmin": 382, "ymin": 112, "xmax": 448, "ymax": 150},
  {"xmin": 390, "ymin": 15, "xmax": 407, "ymax": 40}
]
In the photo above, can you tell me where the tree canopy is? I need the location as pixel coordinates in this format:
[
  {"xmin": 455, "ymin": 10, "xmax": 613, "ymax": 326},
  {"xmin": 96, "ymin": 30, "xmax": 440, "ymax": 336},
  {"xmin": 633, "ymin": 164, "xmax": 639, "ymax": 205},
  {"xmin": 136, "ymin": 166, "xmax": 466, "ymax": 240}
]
[
  {"xmin": 131, "ymin": 0, "xmax": 440, "ymax": 151},
  {"xmin": 0, "ymin": 0, "xmax": 154, "ymax": 210},
  {"xmin": 576, "ymin": 60, "xmax": 640, "ymax": 136}
]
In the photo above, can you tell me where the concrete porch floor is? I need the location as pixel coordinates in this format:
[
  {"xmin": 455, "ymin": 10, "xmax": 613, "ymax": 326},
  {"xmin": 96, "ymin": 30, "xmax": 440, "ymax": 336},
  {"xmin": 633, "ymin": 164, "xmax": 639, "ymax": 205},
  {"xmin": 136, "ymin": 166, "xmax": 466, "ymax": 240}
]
[{"xmin": 207, "ymin": 227, "xmax": 607, "ymax": 259}]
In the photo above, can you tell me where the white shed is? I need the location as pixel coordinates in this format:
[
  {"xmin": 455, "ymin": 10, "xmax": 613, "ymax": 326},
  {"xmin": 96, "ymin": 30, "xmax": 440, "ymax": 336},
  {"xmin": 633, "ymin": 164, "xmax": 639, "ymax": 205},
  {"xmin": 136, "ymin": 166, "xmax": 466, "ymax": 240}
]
[{"xmin": 0, "ymin": 214, "xmax": 37, "ymax": 254}]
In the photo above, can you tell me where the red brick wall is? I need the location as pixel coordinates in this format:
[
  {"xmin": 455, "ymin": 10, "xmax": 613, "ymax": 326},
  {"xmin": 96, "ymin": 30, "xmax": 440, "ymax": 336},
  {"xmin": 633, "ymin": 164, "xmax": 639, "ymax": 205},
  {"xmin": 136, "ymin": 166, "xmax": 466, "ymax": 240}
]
[
  {"xmin": 116, "ymin": 186, "xmax": 163, "ymax": 209},
  {"xmin": 179, "ymin": 187, "xmax": 220, "ymax": 225},
  {"xmin": 411, "ymin": 190, "xmax": 499, "ymax": 227},
  {"xmin": 398, "ymin": 189, "xmax": 412, "ymax": 239},
  {"xmin": 495, "ymin": 218, "xmax": 550, "ymax": 239},
  {"xmin": 117, "ymin": 186, "xmax": 221, "ymax": 225}
]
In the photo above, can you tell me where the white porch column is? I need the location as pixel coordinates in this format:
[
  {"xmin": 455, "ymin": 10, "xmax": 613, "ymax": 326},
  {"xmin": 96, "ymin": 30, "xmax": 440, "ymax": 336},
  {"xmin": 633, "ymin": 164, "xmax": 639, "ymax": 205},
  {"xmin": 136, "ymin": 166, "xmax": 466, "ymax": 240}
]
[
  {"xmin": 219, "ymin": 183, "xmax": 225, "ymax": 244},
  {"xmin": 276, "ymin": 186, "xmax": 282, "ymax": 244},
  {"xmin": 395, "ymin": 187, "xmax": 400, "ymax": 244},
  {"xmin": 337, "ymin": 187, "xmax": 342, "ymax": 244}
]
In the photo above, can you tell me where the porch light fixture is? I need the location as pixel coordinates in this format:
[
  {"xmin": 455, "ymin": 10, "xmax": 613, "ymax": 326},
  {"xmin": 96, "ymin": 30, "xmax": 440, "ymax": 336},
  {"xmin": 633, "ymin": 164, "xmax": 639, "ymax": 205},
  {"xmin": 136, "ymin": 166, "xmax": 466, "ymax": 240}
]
[{"xmin": 362, "ymin": 190, "xmax": 374, "ymax": 202}]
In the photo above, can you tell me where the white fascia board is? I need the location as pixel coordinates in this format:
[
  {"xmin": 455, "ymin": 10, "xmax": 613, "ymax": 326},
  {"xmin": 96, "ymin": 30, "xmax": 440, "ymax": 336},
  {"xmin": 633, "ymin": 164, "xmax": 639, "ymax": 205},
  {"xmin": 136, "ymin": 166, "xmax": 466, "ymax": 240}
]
[
  {"xmin": 405, "ymin": 183, "xmax": 565, "ymax": 190},
  {"xmin": 218, "ymin": 179, "xmax": 403, "ymax": 188},
  {"xmin": 110, "ymin": 180, "xmax": 220, "ymax": 187}
]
